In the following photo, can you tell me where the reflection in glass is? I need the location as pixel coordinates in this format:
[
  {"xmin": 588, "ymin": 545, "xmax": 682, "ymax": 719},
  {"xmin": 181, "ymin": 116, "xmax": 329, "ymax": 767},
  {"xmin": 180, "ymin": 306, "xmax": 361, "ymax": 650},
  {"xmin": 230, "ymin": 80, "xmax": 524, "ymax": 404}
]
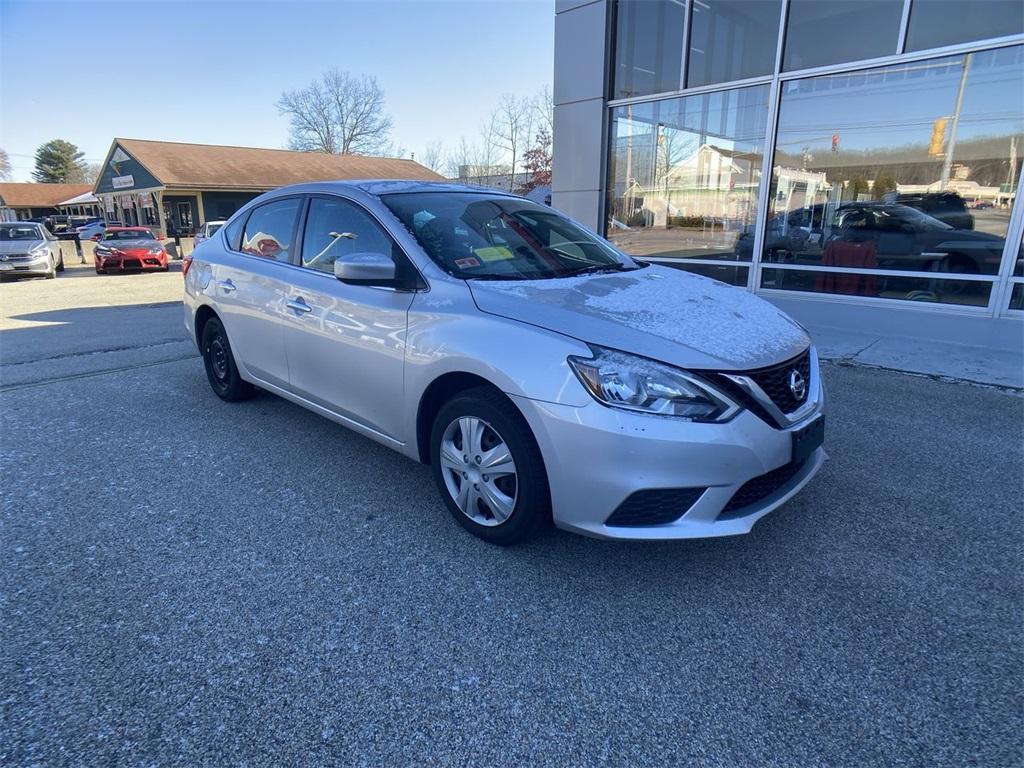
[
  {"xmin": 606, "ymin": 85, "xmax": 769, "ymax": 263},
  {"xmin": 687, "ymin": 0, "xmax": 781, "ymax": 88},
  {"xmin": 763, "ymin": 46, "xmax": 1024, "ymax": 303},
  {"xmin": 660, "ymin": 261, "xmax": 749, "ymax": 286},
  {"xmin": 760, "ymin": 268, "xmax": 992, "ymax": 307},
  {"xmin": 783, "ymin": 0, "xmax": 903, "ymax": 72},
  {"xmin": 905, "ymin": 0, "xmax": 1024, "ymax": 53},
  {"xmin": 613, "ymin": 0, "xmax": 687, "ymax": 99},
  {"xmin": 1009, "ymin": 283, "xmax": 1024, "ymax": 310}
]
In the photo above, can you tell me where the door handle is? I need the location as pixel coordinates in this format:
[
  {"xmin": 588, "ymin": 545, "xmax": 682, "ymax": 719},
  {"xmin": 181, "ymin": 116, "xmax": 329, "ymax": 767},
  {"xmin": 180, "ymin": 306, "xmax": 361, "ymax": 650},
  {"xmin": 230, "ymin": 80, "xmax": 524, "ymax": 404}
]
[
  {"xmin": 287, "ymin": 297, "xmax": 313, "ymax": 314},
  {"xmin": 218, "ymin": 279, "xmax": 236, "ymax": 293}
]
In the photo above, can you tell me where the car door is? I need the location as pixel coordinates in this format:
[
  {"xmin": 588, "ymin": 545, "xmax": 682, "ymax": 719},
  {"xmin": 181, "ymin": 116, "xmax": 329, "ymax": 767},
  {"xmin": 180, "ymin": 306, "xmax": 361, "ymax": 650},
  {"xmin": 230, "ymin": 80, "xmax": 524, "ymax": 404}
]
[
  {"xmin": 280, "ymin": 195, "xmax": 416, "ymax": 442},
  {"xmin": 212, "ymin": 196, "xmax": 302, "ymax": 389}
]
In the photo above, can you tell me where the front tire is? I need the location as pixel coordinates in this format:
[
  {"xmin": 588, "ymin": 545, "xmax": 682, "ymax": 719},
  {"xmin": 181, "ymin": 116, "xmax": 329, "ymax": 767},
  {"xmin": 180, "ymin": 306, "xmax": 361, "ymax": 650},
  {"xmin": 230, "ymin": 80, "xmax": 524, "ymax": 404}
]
[
  {"xmin": 430, "ymin": 387, "xmax": 550, "ymax": 545},
  {"xmin": 201, "ymin": 317, "xmax": 255, "ymax": 402},
  {"xmin": 45, "ymin": 256, "xmax": 56, "ymax": 279},
  {"xmin": 56, "ymin": 250, "xmax": 65, "ymax": 272}
]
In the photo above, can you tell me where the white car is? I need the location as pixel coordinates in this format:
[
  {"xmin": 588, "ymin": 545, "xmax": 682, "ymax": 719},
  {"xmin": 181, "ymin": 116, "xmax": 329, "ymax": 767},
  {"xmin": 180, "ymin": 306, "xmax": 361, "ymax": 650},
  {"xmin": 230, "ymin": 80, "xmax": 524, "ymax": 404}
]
[
  {"xmin": 194, "ymin": 220, "xmax": 226, "ymax": 247},
  {"xmin": 184, "ymin": 181, "xmax": 825, "ymax": 544},
  {"xmin": 77, "ymin": 220, "xmax": 121, "ymax": 241}
]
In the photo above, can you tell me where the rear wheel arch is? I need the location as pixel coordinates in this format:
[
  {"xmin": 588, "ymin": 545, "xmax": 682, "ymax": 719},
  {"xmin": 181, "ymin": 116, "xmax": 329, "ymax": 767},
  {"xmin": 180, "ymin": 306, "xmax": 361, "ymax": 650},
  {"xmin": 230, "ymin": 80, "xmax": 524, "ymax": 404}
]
[{"xmin": 194, "ymin": 304, "xmax": 220, "ymax": 349}]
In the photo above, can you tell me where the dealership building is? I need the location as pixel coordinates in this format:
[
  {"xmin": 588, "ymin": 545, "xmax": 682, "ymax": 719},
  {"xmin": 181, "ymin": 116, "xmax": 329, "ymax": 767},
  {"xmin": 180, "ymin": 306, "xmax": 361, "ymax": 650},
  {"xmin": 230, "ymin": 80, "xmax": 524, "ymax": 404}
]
[
  {"xmin": 553, "ymin": 0, "xmax": 1024, "ymax": 351},
  {"xmin": 92, "ymin": 138, "xmax": 443, "ymax": 237}
]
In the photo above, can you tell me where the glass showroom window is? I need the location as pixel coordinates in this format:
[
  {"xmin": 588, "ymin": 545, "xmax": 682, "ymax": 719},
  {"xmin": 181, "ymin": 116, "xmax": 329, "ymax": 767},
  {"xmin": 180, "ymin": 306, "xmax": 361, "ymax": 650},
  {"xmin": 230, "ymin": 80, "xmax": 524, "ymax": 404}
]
[
  {"xmin": 783, "ymin": 0, "xmax": 904, "ymax": 72},
  {"xmin": 607, "ymin": 84, "xmax": 769, "ymax": 286},
  {"xmin": 613, "ymin": 0, "xmax": 687, "ymax": 99},
  {"xmin": 761, "ymin": 45, "xmax": 1024, "ymax": 307},
  {"xmin": 1009, "ymin": 234, "xmax": 1024, "ymax": 311},
  {"xmin": 905, "ymin": 0, "xmax": 1024, "ymax": 53},
  {"xmin": 686, "ymin": 0, "xmax": 781, "ymax": 88}
]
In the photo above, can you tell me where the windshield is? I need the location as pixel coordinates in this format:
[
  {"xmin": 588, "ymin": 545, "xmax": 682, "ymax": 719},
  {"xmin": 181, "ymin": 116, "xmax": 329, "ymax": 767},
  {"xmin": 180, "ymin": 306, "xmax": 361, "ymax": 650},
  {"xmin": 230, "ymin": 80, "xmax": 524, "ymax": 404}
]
[
  {"xmin": 381, "ymin": 192, "xmax": 639, "ymax": 280},
  {"xmin": 0, "ymin": 224, "xmax": 43, "ymax": 241},
  {"xmin": 104, "ymin": 229, "xmax": 155, "ymax": 241}
]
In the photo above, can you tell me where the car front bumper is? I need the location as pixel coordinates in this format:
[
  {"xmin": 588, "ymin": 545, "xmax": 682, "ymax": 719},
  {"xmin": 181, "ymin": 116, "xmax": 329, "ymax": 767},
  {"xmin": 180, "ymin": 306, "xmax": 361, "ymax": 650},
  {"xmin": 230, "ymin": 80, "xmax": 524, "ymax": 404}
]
[
  {"xmin": 511, "ymin": 383, "xmax": 826, "ymax": 541},
  {"xmin": 98, "ymin": 255, "xmax": 166, "ymax": 271},
  {"xmin": 0, "ymin": 253, "xmax": 52, "ymax": 276}
]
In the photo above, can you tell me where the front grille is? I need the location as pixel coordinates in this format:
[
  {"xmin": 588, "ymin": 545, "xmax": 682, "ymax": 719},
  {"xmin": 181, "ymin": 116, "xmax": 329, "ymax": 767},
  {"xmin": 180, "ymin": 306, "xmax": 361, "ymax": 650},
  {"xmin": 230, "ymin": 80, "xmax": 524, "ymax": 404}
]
[
  {"xmin": 123, "ymin": 259, "xmax": 142, "ymax": 269},
  {"xmin": 747, "ymin": 349, "xmax": 811, "ymax": 413},
  {"xmin": 605, "ymin": 487, "xmax": 706, "ymax": 527},
  {"xmin": 718, "ymin": 460, "xmax": 806, "ymax": 519}
]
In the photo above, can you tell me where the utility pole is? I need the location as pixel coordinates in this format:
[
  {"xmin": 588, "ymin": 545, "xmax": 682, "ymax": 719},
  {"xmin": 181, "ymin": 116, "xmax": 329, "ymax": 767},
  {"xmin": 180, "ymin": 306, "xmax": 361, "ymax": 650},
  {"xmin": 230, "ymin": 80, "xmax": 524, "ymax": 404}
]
[{"xmin": 940, "ymin": 53, "xmax": 972, "ymax": 189}]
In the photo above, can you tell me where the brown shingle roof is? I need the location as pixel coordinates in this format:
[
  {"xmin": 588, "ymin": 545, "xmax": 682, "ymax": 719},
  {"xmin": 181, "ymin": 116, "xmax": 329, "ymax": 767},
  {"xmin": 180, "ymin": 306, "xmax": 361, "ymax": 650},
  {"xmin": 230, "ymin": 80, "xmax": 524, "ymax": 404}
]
[
  {"xmin": 112, "ymin": 138, "xmax": 444, "ymax": 190},
  {"xmin": 0, "ymin": 183, "xmax": 93, "ymax": 208}
]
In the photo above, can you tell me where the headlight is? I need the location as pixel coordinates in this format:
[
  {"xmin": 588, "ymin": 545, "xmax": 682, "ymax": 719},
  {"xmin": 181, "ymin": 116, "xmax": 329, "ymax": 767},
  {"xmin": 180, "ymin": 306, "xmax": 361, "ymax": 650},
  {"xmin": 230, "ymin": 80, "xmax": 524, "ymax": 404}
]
[
  {"xmin": 94, "ymin": 245, "xmax": 111, "ymax": 255},
  {"xmin": 568, "ymin": 346, "xmax": 738, "ymax": 422},
  {"xmin": 29, "ymin": 244, "xmax": 49, "ymax": 256},
  {"xmin": 148, "ymin": 246, "xmax": 163, "ymax": 254}
]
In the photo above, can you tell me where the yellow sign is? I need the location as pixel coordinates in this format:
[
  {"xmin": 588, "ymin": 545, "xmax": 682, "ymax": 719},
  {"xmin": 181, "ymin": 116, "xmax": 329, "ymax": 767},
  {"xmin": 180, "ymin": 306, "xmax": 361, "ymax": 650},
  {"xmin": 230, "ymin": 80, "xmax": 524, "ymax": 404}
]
[{"xmin": 474, "ymin": 246, "xmax": 515, "ymax": 262}]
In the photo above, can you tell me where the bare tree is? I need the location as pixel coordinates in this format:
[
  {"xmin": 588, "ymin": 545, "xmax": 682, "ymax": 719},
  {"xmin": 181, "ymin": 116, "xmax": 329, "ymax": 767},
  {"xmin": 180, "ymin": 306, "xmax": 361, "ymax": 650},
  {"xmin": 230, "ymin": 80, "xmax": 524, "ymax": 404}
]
[
  {"xmin": 492, "ymin": 94, "xmax": 534, "ymax": 191},
  {"xmin": 420, "ymin": 140, "xmax": 446, "ymax": 173},
  {"xmin": 81, "ymin": 162, "xmax": 102, "ymax": 184},
  {"xmin": 531, "ymin": 84, "xmax": 554, "ymax": 139},
  {"xmin": 0, "ymin": 148, "xmax": 11, "ymax": 180},
  {"xmin": 277, "ymin": 70, "xmax": 394, "ymax": 155}
]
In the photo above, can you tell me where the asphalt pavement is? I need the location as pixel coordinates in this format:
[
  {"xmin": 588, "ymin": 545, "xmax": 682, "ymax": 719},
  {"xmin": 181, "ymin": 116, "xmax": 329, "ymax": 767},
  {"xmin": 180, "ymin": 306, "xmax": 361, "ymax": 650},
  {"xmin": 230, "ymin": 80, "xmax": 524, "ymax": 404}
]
[{"xmin": 1, "ymin": 269, "xmax": 1022, "ymax": 766}]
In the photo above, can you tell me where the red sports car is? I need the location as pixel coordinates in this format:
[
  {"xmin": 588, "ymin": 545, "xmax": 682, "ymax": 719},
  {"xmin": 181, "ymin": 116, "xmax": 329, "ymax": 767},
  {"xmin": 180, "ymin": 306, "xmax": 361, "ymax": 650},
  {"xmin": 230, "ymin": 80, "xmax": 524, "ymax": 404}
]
[{"xmin": 94, "ymin": 227, "xmax": 169, "ymax": 274}]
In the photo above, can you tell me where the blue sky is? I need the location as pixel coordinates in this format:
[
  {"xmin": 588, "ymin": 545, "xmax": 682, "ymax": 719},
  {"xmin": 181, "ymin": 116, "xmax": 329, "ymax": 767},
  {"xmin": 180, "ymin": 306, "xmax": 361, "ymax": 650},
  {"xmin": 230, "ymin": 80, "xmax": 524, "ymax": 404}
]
[{"xmin": 0, "ymin": 0, "xmax": 555, "ymax": 180}]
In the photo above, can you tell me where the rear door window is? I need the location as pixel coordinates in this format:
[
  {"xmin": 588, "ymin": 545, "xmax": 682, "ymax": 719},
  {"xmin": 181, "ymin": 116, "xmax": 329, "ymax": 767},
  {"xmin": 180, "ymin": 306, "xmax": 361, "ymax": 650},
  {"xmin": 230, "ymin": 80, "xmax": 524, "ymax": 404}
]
[{"xmin": 241, "ymin": 198, "xmax": 301, "ymax": 262}]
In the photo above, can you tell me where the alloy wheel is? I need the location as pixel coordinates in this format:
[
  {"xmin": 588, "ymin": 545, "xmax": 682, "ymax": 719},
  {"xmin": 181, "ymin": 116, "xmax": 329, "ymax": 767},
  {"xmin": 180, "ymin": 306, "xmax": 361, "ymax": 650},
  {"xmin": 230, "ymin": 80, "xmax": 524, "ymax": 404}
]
[{"xmin": 439, "ymin": 416, "xmax": 518, "ymax": 526}]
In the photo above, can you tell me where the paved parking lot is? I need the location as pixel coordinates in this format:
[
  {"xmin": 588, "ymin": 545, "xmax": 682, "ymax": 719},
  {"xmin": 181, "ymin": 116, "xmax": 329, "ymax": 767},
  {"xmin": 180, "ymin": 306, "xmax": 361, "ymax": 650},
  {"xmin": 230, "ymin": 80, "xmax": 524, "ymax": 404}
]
[{"xmin": 1, "ymin": 270, "xmax": 1022, "ymax": 766}]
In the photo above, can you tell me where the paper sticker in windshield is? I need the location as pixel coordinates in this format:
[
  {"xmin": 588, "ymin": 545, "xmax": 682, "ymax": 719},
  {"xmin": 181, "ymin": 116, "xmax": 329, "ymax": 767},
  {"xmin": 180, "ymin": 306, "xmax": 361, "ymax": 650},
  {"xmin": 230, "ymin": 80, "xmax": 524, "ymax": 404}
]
[
  {"xmin": 473, "ymin": 246, "xmax": 514, "ymax": 262},
  {"xmin": 454, "ymin": 257, "xmax": 481, "ymax": 269}
]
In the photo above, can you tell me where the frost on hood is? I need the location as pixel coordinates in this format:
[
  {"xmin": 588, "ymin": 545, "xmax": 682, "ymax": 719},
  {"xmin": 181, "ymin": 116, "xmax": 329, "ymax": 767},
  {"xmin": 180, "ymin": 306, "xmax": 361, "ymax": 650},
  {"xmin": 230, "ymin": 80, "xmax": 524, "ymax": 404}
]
[{"xmin": 472, "ymin": 265, "xmax": 808, "ymax": 362}]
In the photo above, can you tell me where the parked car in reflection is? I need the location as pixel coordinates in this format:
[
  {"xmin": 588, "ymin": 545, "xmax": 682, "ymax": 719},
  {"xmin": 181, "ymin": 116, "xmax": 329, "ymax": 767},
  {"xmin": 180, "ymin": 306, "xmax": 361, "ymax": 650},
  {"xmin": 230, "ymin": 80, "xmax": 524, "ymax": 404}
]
[
  {"xmin": 194, "ymin": 220, "xmax": 226, "ymax": 247},
  {"xmin": 0, "ymin": 221, "xmax": 65, "ymax": 279},
  {"xmin": 830, "ymin": 203, "xmax": 1002, "ymax": 274},
  {"xmin": 93, "ymin": 227, "xmax": 169, "ymax": 274},
  {"xmin": 895, "ymin": 192, "xmax": 973, "ymax": 230}
]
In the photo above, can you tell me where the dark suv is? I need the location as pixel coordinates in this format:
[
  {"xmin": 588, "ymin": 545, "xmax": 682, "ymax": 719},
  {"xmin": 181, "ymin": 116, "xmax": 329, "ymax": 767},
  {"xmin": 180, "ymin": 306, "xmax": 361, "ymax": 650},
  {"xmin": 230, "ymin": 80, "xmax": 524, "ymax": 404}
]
[{"xmin": 895, "ymin": 192, "xmax": 973, "ymax": 230}]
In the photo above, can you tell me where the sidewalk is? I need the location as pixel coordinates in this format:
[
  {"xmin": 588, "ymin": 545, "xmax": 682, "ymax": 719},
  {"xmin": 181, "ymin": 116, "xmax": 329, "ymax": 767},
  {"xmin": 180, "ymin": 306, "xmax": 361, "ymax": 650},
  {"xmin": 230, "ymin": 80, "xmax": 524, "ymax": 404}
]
[{"xmin": 811, "ymin": 326, "xmax": 1024, "ymax": 389}]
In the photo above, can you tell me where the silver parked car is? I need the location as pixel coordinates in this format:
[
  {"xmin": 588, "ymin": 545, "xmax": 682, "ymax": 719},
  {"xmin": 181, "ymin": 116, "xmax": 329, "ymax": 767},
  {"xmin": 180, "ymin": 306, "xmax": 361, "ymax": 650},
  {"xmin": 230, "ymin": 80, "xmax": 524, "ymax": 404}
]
[
  {"xmin": 184, "ymin": 182, "xmax": 825, "ymax": 544},
  {"xmin": 0, "ymin": 222, "xmax": 65, "ymax": 279}
]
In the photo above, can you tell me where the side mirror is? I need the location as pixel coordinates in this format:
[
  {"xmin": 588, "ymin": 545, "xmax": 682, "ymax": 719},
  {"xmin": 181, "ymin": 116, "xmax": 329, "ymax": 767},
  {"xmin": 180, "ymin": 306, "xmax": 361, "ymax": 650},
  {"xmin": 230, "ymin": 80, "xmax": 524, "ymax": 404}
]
[{"xmin": 334, "ymin": 251, "xmax": 399, "ymax": 287}]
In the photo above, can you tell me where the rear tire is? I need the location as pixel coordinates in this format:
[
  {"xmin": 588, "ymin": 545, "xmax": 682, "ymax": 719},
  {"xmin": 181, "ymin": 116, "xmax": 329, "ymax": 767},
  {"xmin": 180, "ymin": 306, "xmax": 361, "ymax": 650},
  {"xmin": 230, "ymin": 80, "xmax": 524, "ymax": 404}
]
[
  {"xmin": 201, "ymin": 317, "xmax": 255, "ymax": 402},
  {"xmin": 429, "ymin": 386, "xmax": 550, "ymax": 545}
]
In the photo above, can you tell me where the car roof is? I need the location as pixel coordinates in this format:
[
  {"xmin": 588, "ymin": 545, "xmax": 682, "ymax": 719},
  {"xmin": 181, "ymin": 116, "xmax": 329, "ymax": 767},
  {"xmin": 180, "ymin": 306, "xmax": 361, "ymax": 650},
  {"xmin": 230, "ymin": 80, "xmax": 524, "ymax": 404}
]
[
  {"xmin": 264, "ymin": 179, "xmax": 520, "ymax": 199},
  {"xmin": 106, "ymin": 226, "xmax": 151, "ymax": 232}
]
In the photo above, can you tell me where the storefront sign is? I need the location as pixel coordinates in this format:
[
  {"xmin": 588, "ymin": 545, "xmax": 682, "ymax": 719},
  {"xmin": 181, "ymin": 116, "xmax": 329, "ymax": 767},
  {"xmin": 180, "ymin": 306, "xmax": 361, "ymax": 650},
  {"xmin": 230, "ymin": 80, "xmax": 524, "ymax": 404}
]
[
  {"xmin": 111, "ymin": 175, "xmax": 135, "ymax": 189},
  {"xmin": 138, "ymin": 193, "xmax": 153, "ymax": 208},
  {"xmin": 119, "ymin": 194, "xmax": 134, "ymax": 208},
  {"xmin": 104, "ymin": 197, "xmax": 115, "ymax": 213}
]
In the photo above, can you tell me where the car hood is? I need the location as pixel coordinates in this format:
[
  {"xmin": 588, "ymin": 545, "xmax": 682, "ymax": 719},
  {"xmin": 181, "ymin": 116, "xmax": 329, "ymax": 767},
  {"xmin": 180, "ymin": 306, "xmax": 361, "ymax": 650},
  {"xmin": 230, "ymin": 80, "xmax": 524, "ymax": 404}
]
[
  {"xmin": 101, "ymin": 239, "xmax": 160, "ymax": 250},
  {"xmin": 0, "ymin": 240, "xmax": 44, "ymax": 254},
  {"xmin": 467, "ymin": 264, "xmax": 810, "ymax": 371}
]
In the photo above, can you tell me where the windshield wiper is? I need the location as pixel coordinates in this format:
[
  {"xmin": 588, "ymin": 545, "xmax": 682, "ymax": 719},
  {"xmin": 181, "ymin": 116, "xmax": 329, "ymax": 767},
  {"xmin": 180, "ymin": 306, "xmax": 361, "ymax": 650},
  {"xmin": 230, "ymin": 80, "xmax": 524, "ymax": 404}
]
[
  {"xmin": 463, "ymin": 273, "xmax": 531, "ymax": 281},
  {"xmin": 561, "ymin": 263, "xmax": 637, "ymax": 277}
]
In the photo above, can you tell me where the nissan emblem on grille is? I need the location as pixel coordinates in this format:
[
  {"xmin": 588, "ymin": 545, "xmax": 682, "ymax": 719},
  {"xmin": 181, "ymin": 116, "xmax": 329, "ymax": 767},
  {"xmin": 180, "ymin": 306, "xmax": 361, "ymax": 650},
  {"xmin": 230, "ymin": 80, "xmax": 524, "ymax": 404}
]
[{"xmin": 788, "ymin": 369, "xmax": 806, "ymax": 401}]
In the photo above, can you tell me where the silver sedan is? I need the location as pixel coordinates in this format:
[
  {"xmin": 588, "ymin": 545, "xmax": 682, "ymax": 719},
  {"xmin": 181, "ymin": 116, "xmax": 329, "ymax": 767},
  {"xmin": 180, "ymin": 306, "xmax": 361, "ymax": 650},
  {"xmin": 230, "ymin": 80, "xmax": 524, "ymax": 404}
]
[
  {"xmin": 184, "ymin": 181, "xmax": 825, "ymax": 544},
  {"xmin": 0, "ymin": 222, "xmax": 65, "ymax": 280}
]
